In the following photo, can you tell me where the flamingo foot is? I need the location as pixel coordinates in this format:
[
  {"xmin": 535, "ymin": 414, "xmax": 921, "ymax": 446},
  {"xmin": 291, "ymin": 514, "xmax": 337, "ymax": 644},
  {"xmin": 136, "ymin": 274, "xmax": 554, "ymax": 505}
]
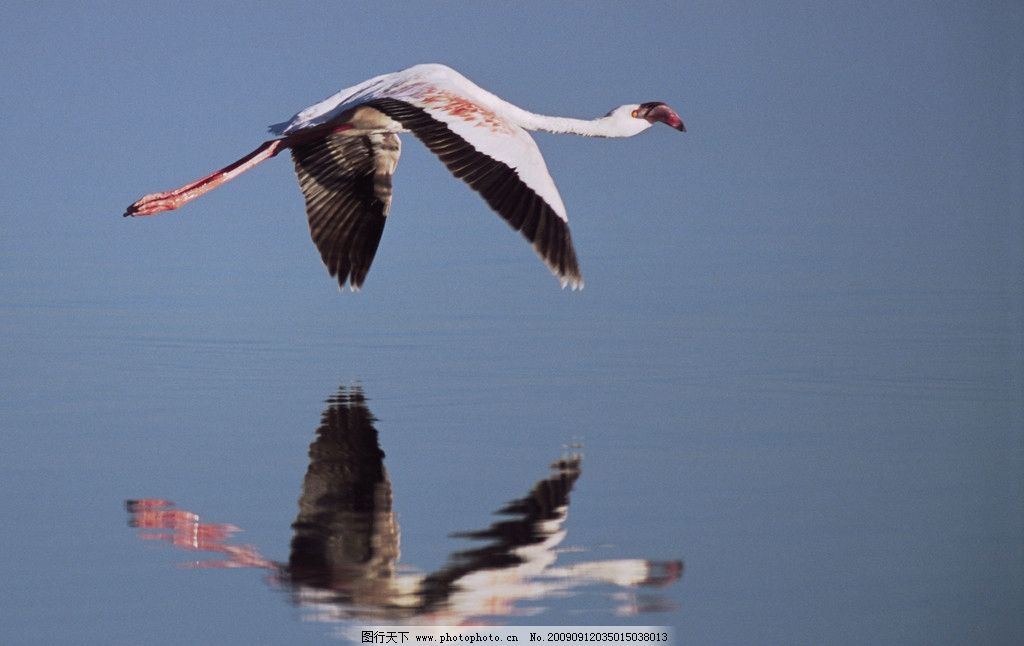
[{"xmin": 124, "ymin": 192, "xmax": 183, "ymax": 217}]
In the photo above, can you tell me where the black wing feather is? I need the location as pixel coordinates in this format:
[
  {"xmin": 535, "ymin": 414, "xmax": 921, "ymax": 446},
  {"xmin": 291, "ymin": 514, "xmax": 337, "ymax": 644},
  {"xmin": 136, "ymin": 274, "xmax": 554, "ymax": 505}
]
[
  {"xmin": 364, "ymin": 98, "xmax": 582, "ymax": 287},
  {"xmin": 291, "ymin": 132, "xmax": 400, "ymax": 290}
]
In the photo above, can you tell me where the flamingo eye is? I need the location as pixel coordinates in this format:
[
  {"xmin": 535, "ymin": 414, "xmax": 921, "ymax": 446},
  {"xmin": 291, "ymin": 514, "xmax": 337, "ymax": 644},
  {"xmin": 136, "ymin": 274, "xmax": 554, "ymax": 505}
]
[{"xmin": 630, "ymin": 109, "xmax": 638, "ymax": 118}]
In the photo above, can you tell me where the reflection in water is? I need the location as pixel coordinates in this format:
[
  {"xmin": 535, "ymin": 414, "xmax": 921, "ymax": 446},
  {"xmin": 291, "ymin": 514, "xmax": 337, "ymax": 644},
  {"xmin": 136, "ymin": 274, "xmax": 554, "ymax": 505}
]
[{"xmin": 126, "ymin": 386, "xmax": 682, "ymax": 625}]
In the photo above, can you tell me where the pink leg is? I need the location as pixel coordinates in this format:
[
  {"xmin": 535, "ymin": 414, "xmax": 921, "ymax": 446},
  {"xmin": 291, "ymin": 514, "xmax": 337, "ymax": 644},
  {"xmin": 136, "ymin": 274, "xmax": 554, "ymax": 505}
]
[{"xmin": 124, "ymin": 139, "xmax": 285, "ymax": 217}]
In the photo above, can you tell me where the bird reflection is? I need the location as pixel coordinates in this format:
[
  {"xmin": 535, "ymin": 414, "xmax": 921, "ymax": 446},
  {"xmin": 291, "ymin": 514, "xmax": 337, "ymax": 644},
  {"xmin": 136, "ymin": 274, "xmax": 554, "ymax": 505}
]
[{"xmin": 126, "ymin": 386, "xmax": 682, "ymax": 623}]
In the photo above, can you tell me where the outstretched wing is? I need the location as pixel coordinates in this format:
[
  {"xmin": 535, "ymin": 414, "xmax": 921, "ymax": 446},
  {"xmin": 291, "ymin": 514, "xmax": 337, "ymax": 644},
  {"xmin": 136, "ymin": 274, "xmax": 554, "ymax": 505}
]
[
  {"xmin": 364, "ymin": 97, "xmax": 582, "ymax": 289},
  {"xmin": 290, "ymin": 132, "xmax": 400, "ymax": 290},
  {"xmin": 274, "ymin": 65, "xmax": 583, "ymax": 288}
]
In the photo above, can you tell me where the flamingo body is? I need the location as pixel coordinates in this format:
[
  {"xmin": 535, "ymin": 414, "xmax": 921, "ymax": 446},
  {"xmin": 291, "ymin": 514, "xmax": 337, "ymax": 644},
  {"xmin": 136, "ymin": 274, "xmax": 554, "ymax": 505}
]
[{"xmin": 126, "ymin": 64, "xmax": 685, "ymax": 290}]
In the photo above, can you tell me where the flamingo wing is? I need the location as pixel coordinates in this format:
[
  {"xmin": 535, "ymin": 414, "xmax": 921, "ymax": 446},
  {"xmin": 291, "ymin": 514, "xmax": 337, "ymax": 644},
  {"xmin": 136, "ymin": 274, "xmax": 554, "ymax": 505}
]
[
  {"xmin": 274, "ymin": 65, "xmax": 583, "ymax": 288},
  {"xmin": 364, "ymin": 97, "xmax": 582, "ymax": 289},
  {"xmin": 290, "ymin": 131, "xmax": 401, "ymax": 290}
]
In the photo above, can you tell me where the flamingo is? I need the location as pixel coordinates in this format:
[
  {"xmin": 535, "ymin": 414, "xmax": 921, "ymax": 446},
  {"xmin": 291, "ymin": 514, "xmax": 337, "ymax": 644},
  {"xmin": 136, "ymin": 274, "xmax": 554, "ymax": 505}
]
[{"xmin": 125, "ymin": 64, "xmax": 684, "ymax": 290}]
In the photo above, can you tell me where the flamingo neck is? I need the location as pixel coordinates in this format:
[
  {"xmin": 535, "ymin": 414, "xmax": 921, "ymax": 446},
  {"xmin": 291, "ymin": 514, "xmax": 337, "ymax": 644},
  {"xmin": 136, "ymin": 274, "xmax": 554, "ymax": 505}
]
[{"xmin": 510, "ymin": 109, "xmax": 643, "ymax": 138}]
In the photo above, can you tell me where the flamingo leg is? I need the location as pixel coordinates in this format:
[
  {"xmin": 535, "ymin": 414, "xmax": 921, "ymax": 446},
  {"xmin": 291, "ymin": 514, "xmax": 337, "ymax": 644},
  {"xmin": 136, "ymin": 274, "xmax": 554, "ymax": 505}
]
[{"xmin": 124, "ymin": 139, "xmax": 286, "ymax": 217}]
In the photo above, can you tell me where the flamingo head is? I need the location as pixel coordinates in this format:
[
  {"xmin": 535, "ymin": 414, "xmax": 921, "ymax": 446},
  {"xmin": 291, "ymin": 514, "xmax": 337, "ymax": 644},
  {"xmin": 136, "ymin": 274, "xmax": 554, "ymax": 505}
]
[
  {"xmin": 603, "ymin": 103, "xmax": 685, "ymax": 136},
  {"xmin": 633, "ymin": 102, "xmax": 685, "ymax": 132}
]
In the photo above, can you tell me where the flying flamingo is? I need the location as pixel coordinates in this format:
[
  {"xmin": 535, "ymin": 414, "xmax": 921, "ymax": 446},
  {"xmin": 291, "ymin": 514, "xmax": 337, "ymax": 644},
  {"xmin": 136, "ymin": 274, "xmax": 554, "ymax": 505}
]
[{"xmin": 125, "ymin": 64, "xmax": 684, "ymax": 290}]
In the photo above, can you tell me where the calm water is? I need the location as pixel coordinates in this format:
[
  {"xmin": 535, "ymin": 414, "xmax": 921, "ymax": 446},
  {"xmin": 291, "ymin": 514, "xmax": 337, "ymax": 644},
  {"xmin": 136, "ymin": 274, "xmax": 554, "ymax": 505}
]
[
  {"xmin": 1, "ymin": 2, "xmax": 1020, "ymax": 643},
  {"xmin": 1, "ymin": 272, "xmax": 1020, "ymax": 644}
]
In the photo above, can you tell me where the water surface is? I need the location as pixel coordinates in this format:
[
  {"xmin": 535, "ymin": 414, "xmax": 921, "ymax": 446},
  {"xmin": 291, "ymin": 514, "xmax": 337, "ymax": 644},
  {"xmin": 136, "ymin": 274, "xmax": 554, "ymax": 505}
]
[{"xmin": 1, "ymin": 276, "xmax": 1019, "ymax": 644}]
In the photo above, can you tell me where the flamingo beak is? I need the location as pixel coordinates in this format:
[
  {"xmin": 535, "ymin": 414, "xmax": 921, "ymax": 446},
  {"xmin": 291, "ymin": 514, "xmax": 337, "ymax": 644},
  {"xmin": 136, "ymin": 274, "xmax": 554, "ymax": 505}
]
[{"xmin": 638, "ymin": 102, "xmax": 685, "ymax": 132}]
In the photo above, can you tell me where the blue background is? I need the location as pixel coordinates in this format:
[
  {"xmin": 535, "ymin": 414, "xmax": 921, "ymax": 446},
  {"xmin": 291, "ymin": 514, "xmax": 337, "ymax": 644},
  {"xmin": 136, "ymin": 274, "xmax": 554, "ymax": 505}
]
[{"xmin": 1, "ymin": 2, "xmax": 1021, "ymax": 644}]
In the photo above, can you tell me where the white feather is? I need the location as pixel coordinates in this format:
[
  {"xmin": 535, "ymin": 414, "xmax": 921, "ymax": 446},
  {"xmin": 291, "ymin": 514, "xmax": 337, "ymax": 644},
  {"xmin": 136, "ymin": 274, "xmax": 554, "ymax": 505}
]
[{"xmin": 269, "ymin": 64, "xmax": 654, "ymax": 225}]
